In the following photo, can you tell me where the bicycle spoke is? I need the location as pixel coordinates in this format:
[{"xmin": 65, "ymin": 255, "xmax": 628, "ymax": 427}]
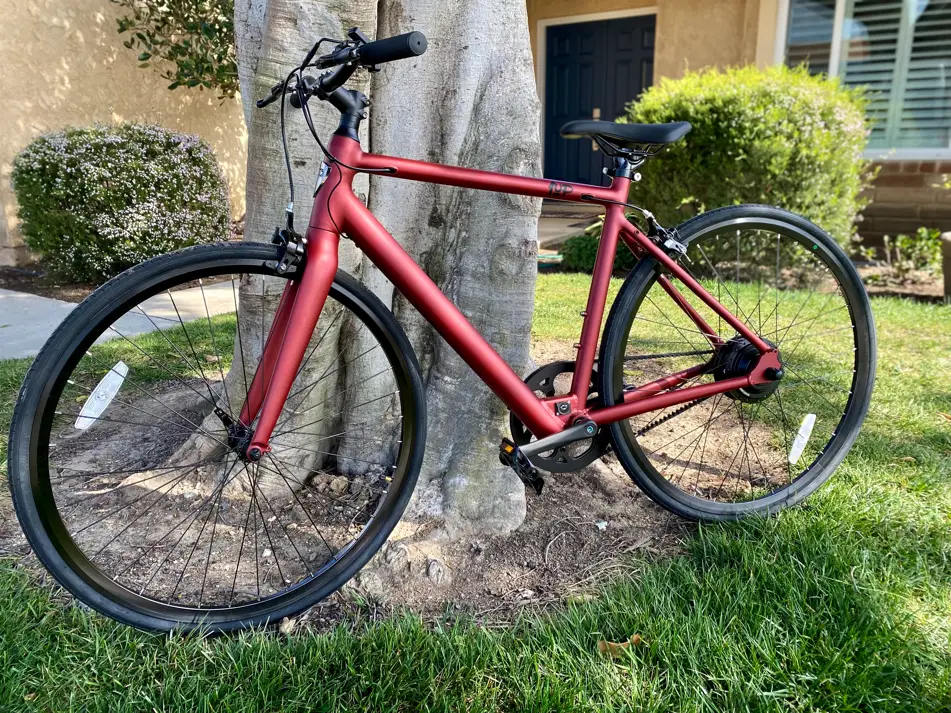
[
  {"xmin": 169, "ymin": 458, "xmax": 242, "ymax": 601},
  {"xmin": 274, "ymin": 390, "xmax": 399, "ymax": 439},
  {"xmin": 28, "ymin": 256, "xmax": 417, "ymax": 622},
  {"xmin": 198, "ymin": 279, "xmax": 234, "ymax": 417},
  {"xmin": 231, "ymin": 278, "xmax": 251, "ymax": 414},
  {"xmin": 137, "ymin": 302, "xmax": 222, "ymax": 407},
  {"xmin": 228, "ymin": 464, "xmax": 260, "ymax": 607},
  {"xmin": 620, "ymin": 221, "xmax": 860, "ymax": 508},
  {"xmin": 278, "ymin": 365, "xmax": 392, "ymax": 427},
  {"xmin": 167, "ymin": 289, "xmax": 219, "ymax": 407},
  {"xmin": 105, "ymin": 324, "xmax": 222, "ymax": 415},
  {"xmin": 265, "ymin": 453, "xmax": 336, "ymax": 556}
]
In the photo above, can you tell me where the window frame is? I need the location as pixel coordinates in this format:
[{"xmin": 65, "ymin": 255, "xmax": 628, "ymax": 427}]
[{"xmin": 776, "ymin": 0, "xmax": 951, "ymax": 160}]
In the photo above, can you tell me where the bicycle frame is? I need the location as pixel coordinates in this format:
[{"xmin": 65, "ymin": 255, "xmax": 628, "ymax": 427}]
[{"xmin": 242, "ymin": 134, "xmax": 781, "ymax": 457}]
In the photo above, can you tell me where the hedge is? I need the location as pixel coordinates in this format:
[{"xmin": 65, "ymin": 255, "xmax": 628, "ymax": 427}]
[
  {"xmin": 12, "ymin": 122, "xmax": 230, "ymax": 282},
  {"xmin": 563, "ymin": 65, "xmax": 873, "ymax": 273}
]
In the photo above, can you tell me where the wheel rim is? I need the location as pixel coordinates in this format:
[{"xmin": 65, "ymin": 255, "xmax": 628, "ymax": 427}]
[
  {"xmin": 611, "ymin": 217, "xmax": 868, "ymax": 511},
  {"xmin": 29, "ymin": 257, "xmax": 416, "ymax": 622}
]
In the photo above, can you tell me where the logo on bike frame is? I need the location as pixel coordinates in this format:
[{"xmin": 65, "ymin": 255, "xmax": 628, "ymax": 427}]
[{"xmin": 548, "ymin": 181, "xmax": 573, "ymax": 197}]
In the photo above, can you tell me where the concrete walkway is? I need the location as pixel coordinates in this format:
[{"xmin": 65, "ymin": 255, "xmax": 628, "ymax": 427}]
[
  {"xmin": 0, "ymin": 282, "xmax": 236, "ymax": 360},
  {"xmin": 538, "ymin": 202, "xmax": 602, "ymax": 249}
]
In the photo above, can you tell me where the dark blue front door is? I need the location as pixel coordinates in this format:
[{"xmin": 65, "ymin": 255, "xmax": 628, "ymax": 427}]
[{"xmin": 544, "ymin": 15, "xmax": 656, "ymax": 186}]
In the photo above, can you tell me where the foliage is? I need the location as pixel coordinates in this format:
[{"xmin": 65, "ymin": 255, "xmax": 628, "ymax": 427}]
[
  {"xmin": 617, "ymin": 65, "xmax": 872, "ymax": 247},
  {"xmin": 559, "ymin": 232, "xmax": 638, "ymax": 273},
  {"xmin": 113, "ymin": 0, "xmax": 237, "ymax": 98},
  {"xmin": 12, "ymin": 123, "xmax": 230, "ymax": 282},
  {"xmin": 880, "ymin": 227, "xmax": 943, "ymax": 283}
]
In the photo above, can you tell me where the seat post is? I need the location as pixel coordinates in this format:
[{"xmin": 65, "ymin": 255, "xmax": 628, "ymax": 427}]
[{"xmin": 611, "ymin": 154, "xmax": 646, "ymax": 180}]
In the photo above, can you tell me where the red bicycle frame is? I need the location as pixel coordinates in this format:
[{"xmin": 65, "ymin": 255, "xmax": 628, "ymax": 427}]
[{"xmin": 242, "ymin": 134, "xmax": 781, "ymax": 457}]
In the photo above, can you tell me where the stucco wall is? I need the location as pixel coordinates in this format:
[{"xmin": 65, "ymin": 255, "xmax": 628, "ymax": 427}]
[
  {"xmin": 0, "ymin": 0, "xmax": 248, "ymax": 266},
  {"xmin": 527, "ymin": 0, "xmax": 769, "ymax": 82}
]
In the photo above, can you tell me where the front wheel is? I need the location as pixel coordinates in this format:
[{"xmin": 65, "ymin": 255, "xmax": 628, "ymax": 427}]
[
  {"xmin": 9, "ymin": 242, "xmax": 426, "ymax": 632},
  {"xmin": 598, "ymin": 205, "xmax": 876, "ymax": 521}
]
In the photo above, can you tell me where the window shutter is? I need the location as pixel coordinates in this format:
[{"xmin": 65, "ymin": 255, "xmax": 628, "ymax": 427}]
[
  {"xmin": 899, "ymin": 1, "xmax": 951, "ymax": 148},
  {"xmin": 785, "ymin": 0, "xmax": 836, "ymax": 74},
  {"xmin": 839, "ymin": 1, "xmax": 906, "ymax": 149},
  {"xmin": 786, "ymin": 0, "xmax": 951, "ymax": 151}
]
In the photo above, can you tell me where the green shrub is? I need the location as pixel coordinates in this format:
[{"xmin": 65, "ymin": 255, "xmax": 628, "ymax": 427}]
[
  {"xmin": 12, "ymin": 123, "xmax": 230, "ymax": 282},
  {"xmin": 560, "ymin": 233, "xmax": 637, "ymax": 273},
  {"xmin": 619, "ymin": 65, "xmax": 872, "ymax": 247},
  {"xmin": 882, "ymin": 227, "xmax": 943, "ymax": 283}
]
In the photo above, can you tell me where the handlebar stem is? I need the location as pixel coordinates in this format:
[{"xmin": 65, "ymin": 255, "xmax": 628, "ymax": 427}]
[{"xmin": 325, "ymin": 88, "xmax": 369, "ymax": 140}]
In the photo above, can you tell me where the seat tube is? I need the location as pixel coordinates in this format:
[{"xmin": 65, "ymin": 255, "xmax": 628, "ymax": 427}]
[
  {"xmin": 570, "ymin": 199, "xmax": 628, "ymax": 404},
  {"xmin": 246, "ymin": 229, "xmax": 339, "ymax": 458}
]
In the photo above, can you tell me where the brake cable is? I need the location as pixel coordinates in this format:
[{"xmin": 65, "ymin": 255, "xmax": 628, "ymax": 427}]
[
  {"xmin": 277, "ymin": 39, "xmax": 397, "ymax": 232},
  {"xmin": 275, "ymin": 36, "xmax": 347, "ymax": 231}
]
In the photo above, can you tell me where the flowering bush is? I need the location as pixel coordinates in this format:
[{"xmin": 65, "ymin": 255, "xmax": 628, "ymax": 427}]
[
  {"xmin": 12, "ymin": 123, "xmax": 230, "ymax": 282},
  {"xmin": 621, "ymin": 65, "xmax": 873, "ymax": 248}
]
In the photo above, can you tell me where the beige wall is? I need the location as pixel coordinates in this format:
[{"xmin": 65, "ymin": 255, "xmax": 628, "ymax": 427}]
[
  {"xmin": 0, "ymin": 0, "xmax": 248, "ymax": 266},
  {"xmin": 527, "ymin": 0, "xmax": 776, "ymax": 84}
]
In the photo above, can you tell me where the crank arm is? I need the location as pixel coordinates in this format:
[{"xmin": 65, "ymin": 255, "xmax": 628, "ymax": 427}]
[{"xmin": 520, "ymin": 419, "xmax": 597, "ymax": 466}]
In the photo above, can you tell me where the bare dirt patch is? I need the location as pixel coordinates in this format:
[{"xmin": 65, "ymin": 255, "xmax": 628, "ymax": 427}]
[
  {"xmin": 347, "ymin": 455, "xmax": 683, "ymax": 624},
  {"xmin": 0, "ymin": 338, "xmax": 687, "ymax": 628},
  {"xmin": 0, "ymin": 265, "xmax": 98, "ymax": 303},
  {"xmin": 857, "ymin": 265, "xmax": 946, "ymax": 302}
]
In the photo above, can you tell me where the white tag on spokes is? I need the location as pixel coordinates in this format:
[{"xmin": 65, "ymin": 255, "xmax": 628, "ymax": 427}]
[
  {"xmin": 75, "ymin": 361, "xmax": 129, "ymax": 430},
  {"xmin": 788, "ymin": 413, "xmax": 816, "ymax": 465}
]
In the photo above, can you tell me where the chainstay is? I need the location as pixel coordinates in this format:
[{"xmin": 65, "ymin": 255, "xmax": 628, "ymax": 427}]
[
  {"xmin": 636, "ymin": 396, "xmax": 711, "ymax": 437},
  {"xmin": 624, "ymin": 349, "xmax": 713, "ymax": 362}
]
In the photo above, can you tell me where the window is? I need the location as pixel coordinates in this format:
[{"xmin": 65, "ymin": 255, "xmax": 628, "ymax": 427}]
[{"xmin": 783, "ymin": 0, "xmax": 951, "ymax": 154}]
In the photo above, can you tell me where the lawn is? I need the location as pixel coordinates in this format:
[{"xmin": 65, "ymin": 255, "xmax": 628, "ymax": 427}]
[{"xmin": 1, "ymin": 273, "xmax": 950, "ymax": 712}]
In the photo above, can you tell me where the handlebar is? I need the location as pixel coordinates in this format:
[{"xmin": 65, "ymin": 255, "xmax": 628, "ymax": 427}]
[
  {"xmin": 354, "ymin": 31, "xmax": 427, "ymax": 66},
  {"xmin": 255, "ymin": 29, "xmax": 428, "ymax": 110}
]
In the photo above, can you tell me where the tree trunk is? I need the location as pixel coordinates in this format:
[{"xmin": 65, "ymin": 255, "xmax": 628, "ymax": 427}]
[
  {"xmin": 232, "ymin": 0, "xmax": 541, "ymax": 534},
  {"xmin": 365, "ymin": 0, "xmax": 542, "ymax": 535},
  {"xmin": 236, "ymin": 0, "xmax": 375, "ymax": 252},
  {"xmin": 209, "ymin": 0, "xmax": 379, "ymax": 497}
]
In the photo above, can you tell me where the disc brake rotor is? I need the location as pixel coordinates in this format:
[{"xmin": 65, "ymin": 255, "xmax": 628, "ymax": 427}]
[{"xmin": 509, "ymin": 360, "xmax": 610, "ymax": 473}]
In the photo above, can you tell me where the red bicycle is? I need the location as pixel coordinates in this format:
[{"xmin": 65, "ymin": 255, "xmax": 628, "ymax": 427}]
[{"xmin": 9, "ymin": 29, "xmax": 876, "ymax": 632}]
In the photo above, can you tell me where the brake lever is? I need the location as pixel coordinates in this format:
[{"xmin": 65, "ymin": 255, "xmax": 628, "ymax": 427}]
[
  {"xmin": 289, "ymin": 75, "xmax": 319, "ymax": 109},
  {"xmin": 314, "ymin": 45, "xmax": 357, "ymax": 69},
  {"xmin": 345, "ymin": 27, "xmax": 379, "ymax": 71},
  {"xmin": 255, "ymin": 80, "xmax": 285, "ymax": 108}
]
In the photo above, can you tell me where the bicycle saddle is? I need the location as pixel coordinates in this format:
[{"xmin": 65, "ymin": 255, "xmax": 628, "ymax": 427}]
[{"xmin": 560, "ymin": 120, "xmax": 691, "ymax": 148}]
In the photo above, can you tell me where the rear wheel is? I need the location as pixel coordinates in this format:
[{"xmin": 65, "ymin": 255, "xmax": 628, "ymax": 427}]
[
  {"xmin": 598, "ymin": 205, "xmax": 875, "ymax": 520},
  {"xmin": 9, "ymin": 242, "xmax": 426, "ymax": 631}
]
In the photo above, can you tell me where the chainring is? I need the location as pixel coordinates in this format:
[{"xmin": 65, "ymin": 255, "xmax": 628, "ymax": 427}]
[{"xmin": 509, "ymin": 360, "xmax": 610, "ymax": 473}]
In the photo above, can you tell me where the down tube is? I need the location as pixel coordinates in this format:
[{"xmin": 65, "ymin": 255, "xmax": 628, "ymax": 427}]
[{"xmin": 339, "ymin": 193, "xmax": 564, "ymax": 438}]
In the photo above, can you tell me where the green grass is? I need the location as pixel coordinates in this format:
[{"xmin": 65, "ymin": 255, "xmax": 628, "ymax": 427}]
[{"xmin": 2, "ymin": 275, "xmax": 951, "ymax": 711}]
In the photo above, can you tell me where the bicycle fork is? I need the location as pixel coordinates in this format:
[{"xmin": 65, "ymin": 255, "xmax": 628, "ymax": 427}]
[{"xmin": 239, "ymin": 229, "xmax": 340, "ymax": 461}]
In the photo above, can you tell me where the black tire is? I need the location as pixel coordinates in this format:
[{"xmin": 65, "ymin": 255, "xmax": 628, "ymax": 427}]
[
  {"xmin": 598, "ymin": 205, "xmax": 876, "ymax": 520},
  {"xmin": 9, "ymin": 242, "xmax": 426, "ymax": 632}
]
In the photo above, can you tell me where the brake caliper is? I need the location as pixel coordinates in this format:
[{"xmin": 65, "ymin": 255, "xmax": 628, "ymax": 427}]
[{"xmin": 270, "ymin": 227, "xmax": 306, "ymax": 274}]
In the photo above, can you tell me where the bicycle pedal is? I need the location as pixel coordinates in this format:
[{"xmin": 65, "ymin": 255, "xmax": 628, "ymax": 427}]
[{"xmin": 499, "ymin": 438, "xmax": 545, "ymax": 494}]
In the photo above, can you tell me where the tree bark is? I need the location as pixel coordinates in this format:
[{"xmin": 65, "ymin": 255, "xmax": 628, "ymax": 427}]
[
  {"xmin": 232, "ymin": 0, "xmax": 541, "ymax": 534},
  {"xmin": 365, "ymin": 0, "xmax": 542, "ymax": 535}
]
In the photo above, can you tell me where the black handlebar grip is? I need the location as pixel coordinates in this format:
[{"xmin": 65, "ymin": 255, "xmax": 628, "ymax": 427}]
[{"xmin": 357, "ymin": 31, "xmax": 427, "ymax": 66}]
